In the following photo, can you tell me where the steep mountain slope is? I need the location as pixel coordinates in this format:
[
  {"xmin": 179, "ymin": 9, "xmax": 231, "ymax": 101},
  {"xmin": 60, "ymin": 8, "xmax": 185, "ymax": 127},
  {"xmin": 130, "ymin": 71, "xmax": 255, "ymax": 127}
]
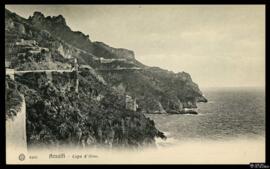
[
  {"xmin": 25, "ymin": 10, "xmax": 207, "ymax": 113},
  {"xmin": 5, "ymin": 8, "xmax": 207, "ymax": 148}
]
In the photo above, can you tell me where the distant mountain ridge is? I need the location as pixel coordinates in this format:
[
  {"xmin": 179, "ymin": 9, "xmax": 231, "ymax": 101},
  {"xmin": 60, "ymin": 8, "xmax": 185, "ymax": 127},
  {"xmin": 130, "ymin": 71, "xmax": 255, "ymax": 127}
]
[{"xmin": 5, "ymin": 8, "xmax": 207, "ymax": 115}]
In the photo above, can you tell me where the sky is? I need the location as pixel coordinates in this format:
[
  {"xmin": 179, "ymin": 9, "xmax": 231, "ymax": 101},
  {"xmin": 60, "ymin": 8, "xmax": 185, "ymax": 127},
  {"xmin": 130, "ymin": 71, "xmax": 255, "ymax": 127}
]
[{"xmin": 5, "ymin": 5, "xmax": 265, "ymax": 88}]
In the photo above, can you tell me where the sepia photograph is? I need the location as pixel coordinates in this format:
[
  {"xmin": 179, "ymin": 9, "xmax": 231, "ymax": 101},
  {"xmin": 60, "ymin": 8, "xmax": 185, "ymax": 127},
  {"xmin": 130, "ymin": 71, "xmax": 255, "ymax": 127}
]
[{"xmin": 5, "ymin": 4, "xmax": 265, "ymax": 164}]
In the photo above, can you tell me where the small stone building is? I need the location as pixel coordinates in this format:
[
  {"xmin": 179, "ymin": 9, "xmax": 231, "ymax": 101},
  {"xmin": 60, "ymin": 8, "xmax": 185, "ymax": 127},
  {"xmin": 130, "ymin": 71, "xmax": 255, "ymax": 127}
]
[
  {"xmin": 16, "ymin": 39, "xmax": 37, "ymax": 46},
  {"xmin": 125, "ymin": 95, "xmax": 138, "ymax": 112}
]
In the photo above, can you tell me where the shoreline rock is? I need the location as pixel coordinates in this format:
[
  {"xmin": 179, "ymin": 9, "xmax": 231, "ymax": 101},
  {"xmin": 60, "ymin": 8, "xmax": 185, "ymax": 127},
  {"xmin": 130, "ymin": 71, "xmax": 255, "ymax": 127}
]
[{"xmin": 166, "ymin": 109, "xmax": 198, "ymax": 115}]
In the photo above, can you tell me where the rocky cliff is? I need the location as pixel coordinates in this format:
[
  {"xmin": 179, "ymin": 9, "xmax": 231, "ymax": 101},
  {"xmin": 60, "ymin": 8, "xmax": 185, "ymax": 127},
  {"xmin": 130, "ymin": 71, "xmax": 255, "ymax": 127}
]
[{"xmin": 5, "ymin": 8, "xmax": 206, "ymax": 148}]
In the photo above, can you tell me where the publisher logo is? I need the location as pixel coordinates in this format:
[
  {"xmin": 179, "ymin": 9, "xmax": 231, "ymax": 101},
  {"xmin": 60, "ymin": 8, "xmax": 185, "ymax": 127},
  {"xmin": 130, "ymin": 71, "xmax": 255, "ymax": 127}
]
[{"xmin": 19, "ymin": 153, "xmax": 25, "ymax": 161}]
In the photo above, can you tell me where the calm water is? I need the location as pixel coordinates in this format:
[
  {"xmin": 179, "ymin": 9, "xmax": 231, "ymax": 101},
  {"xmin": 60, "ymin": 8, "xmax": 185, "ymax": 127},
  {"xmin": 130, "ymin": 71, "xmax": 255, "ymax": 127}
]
[{"xmin": 147, "ymin": 87, "xmax": 265, "ymax": 143}]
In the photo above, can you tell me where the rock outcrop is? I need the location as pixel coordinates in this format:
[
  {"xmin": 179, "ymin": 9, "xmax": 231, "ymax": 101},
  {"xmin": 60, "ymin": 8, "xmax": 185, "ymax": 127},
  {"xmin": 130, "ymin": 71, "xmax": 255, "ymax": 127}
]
[{"xmin": 5, "ymin": 8, "xmax": 207, "ymax": 148}]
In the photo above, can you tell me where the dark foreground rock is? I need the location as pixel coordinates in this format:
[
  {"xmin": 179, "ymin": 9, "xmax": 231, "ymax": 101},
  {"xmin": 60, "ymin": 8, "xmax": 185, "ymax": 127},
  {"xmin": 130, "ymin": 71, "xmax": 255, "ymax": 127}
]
[{"xmin": 10, "ymin": 72, "xmax": 166, "ymax": 149}]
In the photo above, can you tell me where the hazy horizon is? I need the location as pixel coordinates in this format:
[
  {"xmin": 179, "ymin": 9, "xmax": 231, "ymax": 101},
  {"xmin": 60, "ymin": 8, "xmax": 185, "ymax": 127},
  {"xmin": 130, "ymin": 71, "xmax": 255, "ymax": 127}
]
[{"xmin": 5, "ymin": 5, "xmax": 265, "ymax": 88}]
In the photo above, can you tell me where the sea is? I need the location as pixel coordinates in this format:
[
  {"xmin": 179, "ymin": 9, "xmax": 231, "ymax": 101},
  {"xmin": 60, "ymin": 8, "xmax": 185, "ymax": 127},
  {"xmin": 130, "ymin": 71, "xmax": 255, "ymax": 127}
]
[
  {"xmin": 22, "ymin": 87, "xmax": 266, "ymax": 164},
  {"xmin": 146, "ymin": 87, "xmax": 265, "ymax": 146}
]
